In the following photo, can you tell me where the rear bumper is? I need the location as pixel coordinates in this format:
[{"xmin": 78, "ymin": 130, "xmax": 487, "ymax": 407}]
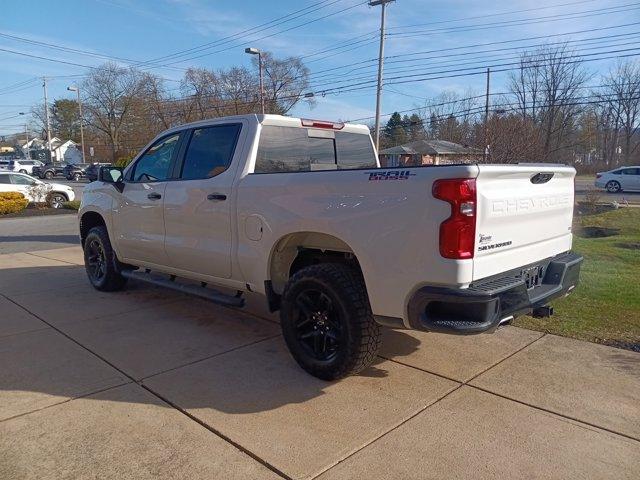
[{"xmin": 406, "ymin": 252, "xmax": 583, "ymax": 334}]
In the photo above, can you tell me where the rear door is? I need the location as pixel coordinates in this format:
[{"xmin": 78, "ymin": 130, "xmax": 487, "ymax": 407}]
[
  {"xmin": 621, "ymin": 167, "xmax": 640, "ymax": 190},
  {"xmin": 473, "ymin": 165, "xmax": 576, "ymax": 281},
  {"xmin": 112, "ymin": 133, "xmax": 183, "ymax": 265},
  {"xmin": 163, "ymin": 122, "xmax": 244, "ymax": 279}
]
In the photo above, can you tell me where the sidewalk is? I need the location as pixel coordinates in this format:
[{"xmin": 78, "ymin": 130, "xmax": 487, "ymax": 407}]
[{"xmin": 1, "ymin": 246, "xmax": 638, "ymax": 479}]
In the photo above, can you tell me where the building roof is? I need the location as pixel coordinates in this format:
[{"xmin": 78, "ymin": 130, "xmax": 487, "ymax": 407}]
[{"xmin": 380, "ymin": 139, "xmax": 482, "ymax": 156}]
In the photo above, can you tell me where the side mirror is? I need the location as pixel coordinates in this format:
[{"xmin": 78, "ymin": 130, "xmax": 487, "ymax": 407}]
[{"xmin": 99, "ymin": 166, "xmax": 124, "ymax": 192}]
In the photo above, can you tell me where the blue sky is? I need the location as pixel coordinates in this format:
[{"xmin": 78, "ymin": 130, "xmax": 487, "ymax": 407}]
[{"xmin": 0, "ymin": 0, "xmax": 638, "ymax": 136}]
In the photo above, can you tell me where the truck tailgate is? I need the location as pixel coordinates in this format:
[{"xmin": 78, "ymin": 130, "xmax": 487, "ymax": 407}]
[{"xmin": 473, "ymin": 164, "xmax": 575, "ymax": 281}]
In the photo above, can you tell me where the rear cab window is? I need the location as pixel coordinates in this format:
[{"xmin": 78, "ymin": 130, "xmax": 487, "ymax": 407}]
[
  {"xmin": 180, "ymin": 124, "xmax": 242, "ymax": 180},
  {"xmin": 254, "ymin": 125, "xmax": 377, "ymax": 173}
]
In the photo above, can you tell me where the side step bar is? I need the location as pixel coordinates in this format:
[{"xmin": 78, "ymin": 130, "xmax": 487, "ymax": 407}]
[{"xmin": 120, "ymin": 270, "xmax": 245, "ymax": 308}]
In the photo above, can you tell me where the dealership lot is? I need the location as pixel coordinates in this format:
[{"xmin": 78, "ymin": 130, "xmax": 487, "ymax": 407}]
[{"xmin": 0, "ymin": 221, "xmax": 638, "ymax": 479}]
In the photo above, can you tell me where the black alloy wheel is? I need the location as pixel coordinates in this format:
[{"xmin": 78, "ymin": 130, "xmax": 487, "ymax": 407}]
[
  {"xmin": 294, "ymin": 289, "xmax": 343, "ymax": 362},
  {"xmin": 86, "ymin": 239, "xmax": 106, "ymax": 283},
  {"xmin": 280, "ymin": 263, "xmax": 381, "ymax": 380}
]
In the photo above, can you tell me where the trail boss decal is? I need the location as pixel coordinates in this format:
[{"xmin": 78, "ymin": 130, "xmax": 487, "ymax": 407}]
[
  {"xmin": 478, "ymin": 240, "xmax": 512, "ymax": 252},
  {"xmin": 366, "ymin": 170, "xmax": 416, "ymax": 181}
]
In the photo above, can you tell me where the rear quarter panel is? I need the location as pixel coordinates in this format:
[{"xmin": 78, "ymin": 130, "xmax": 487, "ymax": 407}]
[{"xmin": 236, "ymin": 165, "xmax": 479, "ymax": 319}]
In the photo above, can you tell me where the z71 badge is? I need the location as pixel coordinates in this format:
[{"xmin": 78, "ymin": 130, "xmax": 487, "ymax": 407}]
[{"xmin": 366, "ymin": 170, "xmax": 416, "ymax": 181}]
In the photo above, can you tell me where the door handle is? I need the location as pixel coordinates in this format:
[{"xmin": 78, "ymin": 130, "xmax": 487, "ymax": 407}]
[
  {"xmin": 207, "ymin": 193, "xmax": 227, "ymax": 201},
  {"xmin": 147, "ymin": 192, "xmax": 162, "ymax": 200}
]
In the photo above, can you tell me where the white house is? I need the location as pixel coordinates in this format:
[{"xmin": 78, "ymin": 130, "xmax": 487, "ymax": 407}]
[
  {"xmin": 53, "ymin": 140, "xmax": 82, "ymax": 164},
  {"xmin": 21, "ymin": 137, "xmax": 83, "ymax": 164}
]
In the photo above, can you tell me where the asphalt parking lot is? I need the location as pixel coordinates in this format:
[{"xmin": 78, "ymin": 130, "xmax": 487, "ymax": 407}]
[{"xmin": 0, "ymin": 217, "xmax": 639, "ymax": 479}]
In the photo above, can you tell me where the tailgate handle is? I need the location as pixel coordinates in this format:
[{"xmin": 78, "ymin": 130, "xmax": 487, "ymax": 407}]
[{"xmin": 531, "ymin": 172, "xmax": 554, "ymax": 184}]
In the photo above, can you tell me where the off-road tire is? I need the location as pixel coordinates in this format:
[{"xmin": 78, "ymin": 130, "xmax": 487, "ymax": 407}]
[
  {"xmin": 83, "ymin": 226, "xmax": 128, "ymax": 291},
  {"xmin": 606, "ymin": 180, "xmax": 621, "ymax": 193},
  {"xmin": 280, "ymin": 263, "xmax": 381, "ymax": 380}
]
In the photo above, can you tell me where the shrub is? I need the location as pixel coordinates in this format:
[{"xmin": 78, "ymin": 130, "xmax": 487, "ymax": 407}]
[
  {"xmin": 114, "ymin": 155, "xmax": 134, "ymax": 168},
  {"xmin": 63, "ymin": 200, "xmax": 81, "ymax": 210},
  {"xmin": 0, "ymin": 192, "xmax": 25, "ymax": 201},
  {"xmin": 0, "ymin": 192, "xmax": 28, "ymax": 215}
]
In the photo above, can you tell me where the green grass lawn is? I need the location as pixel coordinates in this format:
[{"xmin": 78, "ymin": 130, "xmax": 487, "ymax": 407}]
[{"xmin": 513, "ymin": 207, "xmax": 640, "ymax": 350}]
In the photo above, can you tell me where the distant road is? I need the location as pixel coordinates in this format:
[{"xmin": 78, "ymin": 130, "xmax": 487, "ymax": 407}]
[
  {"xmin": 0, "ymin": 214, "xmax": 79, "ymax": 254},
  {"xmin": 574, "ymin": 176, "xmax": 640, "ymax": 204}
]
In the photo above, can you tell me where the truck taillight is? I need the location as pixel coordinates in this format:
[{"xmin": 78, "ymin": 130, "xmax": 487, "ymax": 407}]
[{"xmin": 432, "ymin": 178, "xmax": 477, "ymax": 259}]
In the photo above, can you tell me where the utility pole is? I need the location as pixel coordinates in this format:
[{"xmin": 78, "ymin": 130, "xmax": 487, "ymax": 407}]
[
  {"xmin": 42, "ymin": 77, "xmax": 52, "ymax": 159},
  {"xmin": 483, "ymin": 67, "xmax": 490, "ymax": 162},
  {"xmin": 24, "ymin": 124, "xmax": 29, "ymax": 159},
  {"xmin": 68, "ymin": 86, "xmax": 86, "ymax": 163},
  {"xmin": 370, "ymin": 0, "xmax": 394, "ymax": 152}
]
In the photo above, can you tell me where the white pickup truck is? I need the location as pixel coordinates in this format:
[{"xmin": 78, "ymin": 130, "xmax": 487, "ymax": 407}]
[{"xmin": 79, "ymin": 114, "xmax": 582, "ymax": 380}]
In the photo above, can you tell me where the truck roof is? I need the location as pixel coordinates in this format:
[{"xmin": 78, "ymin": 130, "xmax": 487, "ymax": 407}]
[{"xmin": 163, "ymin": 114, "xmax": 370, "ymax": 136}]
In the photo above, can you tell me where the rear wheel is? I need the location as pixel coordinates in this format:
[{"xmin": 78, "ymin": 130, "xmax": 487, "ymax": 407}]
[
  {"xmin": 280, "ymin": 263, "xmax": 381, "ymax": 380},
  {"xmin": 18, "ymin": 169, "xmax": 27, "ymax": 174},
  {"xmin": 606, "ymin": 180, "xmax": 621, "ymax": 193},
  {"xmin": 73, "ymin": 173, "xmax": 81, "ymax": 181},
  {"xmin": 83, "ymin": 226, "xmax": 127, "ymax": 291},
  {"xmin": 44, "ymin": 171, "xmax": 54, "ymax": 179}
]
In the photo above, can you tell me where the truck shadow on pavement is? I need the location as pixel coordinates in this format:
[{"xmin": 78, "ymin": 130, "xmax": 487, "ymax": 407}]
[{"xmin": 0, "ymin": 265, "xmax": 423, "ymax": 417}]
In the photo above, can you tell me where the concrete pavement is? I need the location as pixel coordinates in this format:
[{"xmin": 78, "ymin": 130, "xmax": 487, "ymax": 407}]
[{"xmin": 0, "ymin": 245, "xmax": 638, "ymax": 479}]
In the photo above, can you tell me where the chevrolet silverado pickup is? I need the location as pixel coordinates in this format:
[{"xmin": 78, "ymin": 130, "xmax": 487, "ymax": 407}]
[{"xmin": 79, "ymin": 114, "xmax": 582, "ymax": 380}]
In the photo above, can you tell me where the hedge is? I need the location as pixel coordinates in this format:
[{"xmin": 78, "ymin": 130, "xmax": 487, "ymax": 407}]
[{"xmin": 0, "ymin": 192, "xmax": 29, "ymax": 215}]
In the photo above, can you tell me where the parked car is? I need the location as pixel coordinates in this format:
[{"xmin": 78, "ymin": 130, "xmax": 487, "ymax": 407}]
[
  {"xmin": 32, "ymin": 161, "xmax": 68, "ymax": 180},
  {"xmin": 79, "ymin": 114, "xmax": 582, "ymax": 380},
  {"xmin": 595, "ymin": 166, "xmax": 640, "ymax": 193},
  {"xmin": 64, "ymin": 163, "xmax": 90, "ymax": 181},
  {"xmin": 4, "ymin": 159, "xmax": 44, "ymax": 175},
  {"xmin": 0, "ymin": 171, "xmax": 75, "ymax": 208},
  {"xmin": 85, "ymin": 162, "xmax": 112, "ymax": 182},
  {"xmin": 0, "ymin": 160, "xmax": 10, "ymax": 170}
]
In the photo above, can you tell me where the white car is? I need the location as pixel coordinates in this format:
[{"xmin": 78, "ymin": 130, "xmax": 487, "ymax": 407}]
[
  {"xmin": 595, "ymin": 166, "xmax": 640, "ymax": 193},
  {"xmin": 0, "ymin": 171, "xmax": 75, "ymax": 208},
  {"xmin": 79, "ymin": 114, "xmax": 582, "ymax": 380},
  {"xmin": 4, "ymin": 159, "xmax": 45, "ymax": 175}
]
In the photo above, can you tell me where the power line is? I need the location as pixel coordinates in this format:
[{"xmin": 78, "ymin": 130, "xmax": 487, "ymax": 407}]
[
  {"xmin": 308, "ymin": 36, "xmax": 640, "ymax": 88},
  {"xmin": 305, "ymin": 21, "xmax": 640, "ymax": 80}
]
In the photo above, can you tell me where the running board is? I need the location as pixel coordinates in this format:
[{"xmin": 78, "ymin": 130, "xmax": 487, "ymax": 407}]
[{"xmin": 120, "ymin": 270, "xmax": 245, "ymax": 308}]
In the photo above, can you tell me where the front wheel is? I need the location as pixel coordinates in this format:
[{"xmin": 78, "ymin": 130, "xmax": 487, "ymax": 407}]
[
  {"xmin": 83, "ymin": 226, "xmax": 128, "ymax": 291},
  {"xmin": 48, "ymin": 192, "xmax": 67, "ymax": 209},
  {"xmin": 73, "ymin": 173, "xmax": 81, "ymax": 181},
  {"xmin": 44, "ymin": 171, "xmax": 54, "ymax": 179},
  {"xmin": 280, "ymin": 263, "xmax": 381, "ymax": 380},
  {"xmin": 18, "ymin": 169, "xmax": 27, "ymax": 174},
  {"xmin": 606, "ymin": 180, "xmax": 621, "ymax": 193}
]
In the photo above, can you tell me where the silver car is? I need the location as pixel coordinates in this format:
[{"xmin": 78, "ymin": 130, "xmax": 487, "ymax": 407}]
[{"xmin": 594, "ymin": 166, "xmax": 640, "ymax": 193}]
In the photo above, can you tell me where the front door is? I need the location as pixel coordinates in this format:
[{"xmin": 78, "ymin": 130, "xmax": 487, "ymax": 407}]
[
  {"xmin": 8, "ymin": 173, "xmax": 35, "ymax": 200},
  {"xmin": 163, "ymin": 123, "xmax": 243, "ymax": 279},
  {"xmin": 112, "ymin": 133, "xmax": 182, "ymax": 266}
]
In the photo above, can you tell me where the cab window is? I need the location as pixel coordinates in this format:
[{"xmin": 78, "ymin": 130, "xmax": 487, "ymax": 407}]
[
  {"xmin": 180, "ymin": 124, "xmax": 242, "ymax": 180},
  {"xmin": 130, "ymin": 134, "xmax": 180, "ymax": 182}
]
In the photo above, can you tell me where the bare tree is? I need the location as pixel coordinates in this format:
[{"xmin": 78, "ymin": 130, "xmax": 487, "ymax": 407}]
[
  {"xmin": 258, "ymin": 52, "xmax": 314, "ymax": 114},
  {"xmin": 599, "ymin": 61, "xmax": 640, "ymax": 164},
  {"xmin": 420, "ymin": 90, "xmax": 481, "ymax": 145},
  {"xmin": 508, "ymin": 44, "xmax": 591, "ymax": 162},
  {"xmin": 82, "ymin": 62, "xmax": 148, "ymax": 161}
]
